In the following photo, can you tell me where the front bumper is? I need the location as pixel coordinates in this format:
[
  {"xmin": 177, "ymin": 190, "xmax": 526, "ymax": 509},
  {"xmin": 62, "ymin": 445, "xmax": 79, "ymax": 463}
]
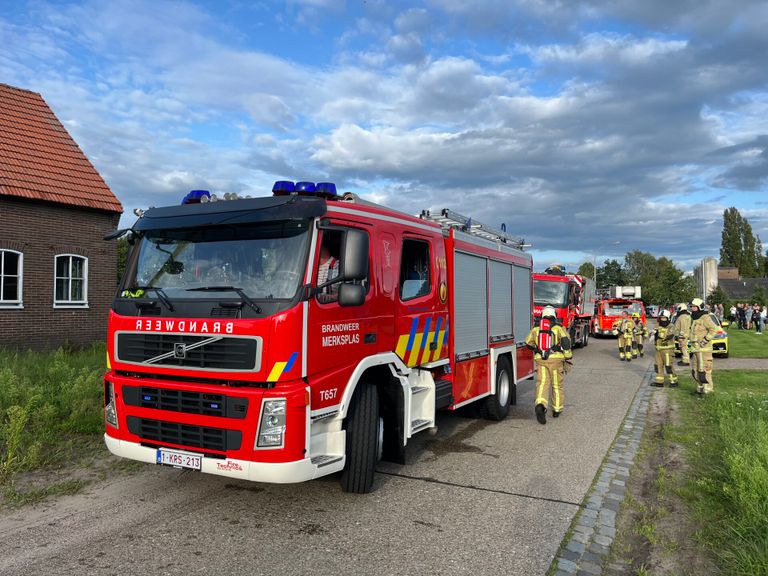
[{"xmin": 104, "ymin": 434, "xmax": 343, "ymax": 483}]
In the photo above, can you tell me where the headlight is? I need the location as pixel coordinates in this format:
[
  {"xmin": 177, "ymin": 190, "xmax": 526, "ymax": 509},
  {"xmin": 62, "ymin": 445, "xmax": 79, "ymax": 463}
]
[
  {"xmin": 256, "ymin": 398, "xmax": 286, "ymax": 448},
  {"xmin": 105, "ymin": 380, "xmax": 118, "ymax": 428},
  {"xmin": 713, "ymin": 332, "xmax": 727, "ymax": 340}
]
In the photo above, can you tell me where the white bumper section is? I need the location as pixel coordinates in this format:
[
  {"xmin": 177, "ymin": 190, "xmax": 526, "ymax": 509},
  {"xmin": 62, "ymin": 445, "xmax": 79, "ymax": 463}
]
[{"xmin": 104, "ymin": 434, "xmax": 343, "ymax": 484}]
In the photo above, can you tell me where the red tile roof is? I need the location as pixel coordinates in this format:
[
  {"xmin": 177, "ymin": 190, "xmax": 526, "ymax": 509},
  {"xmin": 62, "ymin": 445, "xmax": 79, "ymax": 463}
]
[{"xmin": 0, "ymin": 83, "xmax": 122, "ymax": 213}]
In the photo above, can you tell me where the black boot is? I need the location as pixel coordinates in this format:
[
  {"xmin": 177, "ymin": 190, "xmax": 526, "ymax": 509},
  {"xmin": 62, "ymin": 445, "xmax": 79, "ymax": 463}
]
[{"xmin": 535, "ymin": 403, "xmax": 547, "ymax": 425}]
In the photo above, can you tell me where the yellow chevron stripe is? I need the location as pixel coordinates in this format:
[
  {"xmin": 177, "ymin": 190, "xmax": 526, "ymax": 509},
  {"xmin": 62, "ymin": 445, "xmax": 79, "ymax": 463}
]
[
  {"xmin": 408, "ymin": 333, "xmax": 424, "ymax": 366},
  {"xmin": 432, "ymin": 330, "xmax": 446, "ymax": 361},
  {"xmin": 267, "ymin": 362, "xmax": 287, "ymax": 383},
  {"xmin": 395, "ymin": 334, "xmax": 410, "ymax": 360},
  {"xmin": 420, "ymin": 331, "xmax": 435, "ymax": 364}
]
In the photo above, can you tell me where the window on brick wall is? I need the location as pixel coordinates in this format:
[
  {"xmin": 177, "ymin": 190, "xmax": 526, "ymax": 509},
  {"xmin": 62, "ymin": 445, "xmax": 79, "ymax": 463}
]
[
  {"xmin": 0, "ymin": 249, "xmax": 23, "ymax": 308},
  {"xmin": 54, "ymin": 254, "xmax": 88, "ymax": 308}
]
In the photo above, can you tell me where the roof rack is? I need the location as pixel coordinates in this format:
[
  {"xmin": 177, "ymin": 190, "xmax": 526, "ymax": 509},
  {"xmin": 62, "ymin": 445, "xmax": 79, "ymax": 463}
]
[{"xmin": 419, "ymin": 208, "xmax": 526, "ymax": 248}]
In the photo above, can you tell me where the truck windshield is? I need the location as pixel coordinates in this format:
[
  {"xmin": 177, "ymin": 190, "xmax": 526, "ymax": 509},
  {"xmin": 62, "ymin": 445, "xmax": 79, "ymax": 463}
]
[
  {"xmin": 533, "ymin": 279, "xmax": 569, "ymax": 307},
  {"xmin": 603, "ymin": 302, "xmax": 643, "ymax": 316},
  {"xmin": 127, "ymin": 220, "xmax": 310, "ymax": 300}
]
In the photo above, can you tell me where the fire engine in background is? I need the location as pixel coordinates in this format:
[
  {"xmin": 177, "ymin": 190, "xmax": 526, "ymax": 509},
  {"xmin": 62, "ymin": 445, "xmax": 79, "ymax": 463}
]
[
  {"xmin": 103, "ymin": 182, "xmax": 534, "ymax": 493},
  {"xmin": 532, "ymin": 266, "xmax": 596, "ymax": 348},
  {"xmin": 592, "ymin": 285, "xmax": 646, "ymax": 336}
]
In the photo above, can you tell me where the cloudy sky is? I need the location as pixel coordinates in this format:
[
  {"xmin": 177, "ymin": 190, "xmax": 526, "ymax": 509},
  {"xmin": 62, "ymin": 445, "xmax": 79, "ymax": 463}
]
[{"xmin": 2, "ymin": 0, "xmax": 767, "ymax": 272}]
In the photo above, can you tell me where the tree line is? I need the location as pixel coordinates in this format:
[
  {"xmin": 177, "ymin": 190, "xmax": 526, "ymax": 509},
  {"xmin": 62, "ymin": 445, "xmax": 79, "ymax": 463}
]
[{"xmin": 574, "ymin": 207, "xmax": 767, "ymax": 308}]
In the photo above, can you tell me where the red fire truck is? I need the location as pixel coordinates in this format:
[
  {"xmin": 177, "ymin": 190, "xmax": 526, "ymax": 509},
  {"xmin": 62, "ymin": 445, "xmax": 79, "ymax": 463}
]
[
  {"xmin": 592, "ymin": 286, "xmax": 646, "ymax": 336},
  {"xmin": 532, "ymin": 268, "xmax": 596, "ymax": 347},
  {"xmin": 104, "ymin": 182, "xmax": 534, "ymax": 493}
]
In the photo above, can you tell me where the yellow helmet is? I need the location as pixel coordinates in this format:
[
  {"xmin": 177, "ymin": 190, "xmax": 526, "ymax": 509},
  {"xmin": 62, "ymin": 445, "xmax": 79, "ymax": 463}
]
[{"xmin": 632, "ymin": 312, "xmax": 640, "ymax": 319}]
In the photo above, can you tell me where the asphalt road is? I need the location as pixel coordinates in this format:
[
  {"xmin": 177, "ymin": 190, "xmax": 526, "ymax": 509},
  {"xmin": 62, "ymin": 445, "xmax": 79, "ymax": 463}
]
[{"xmin": 0, "ymin": 337, "xmax": 652, "ymax": 576}]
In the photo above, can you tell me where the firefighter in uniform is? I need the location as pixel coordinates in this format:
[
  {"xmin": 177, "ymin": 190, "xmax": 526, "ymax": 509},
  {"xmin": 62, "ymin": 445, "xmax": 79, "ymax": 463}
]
[
  {"xmin": 650, "ymin": 310, "xmax": 678, "ymax": 387},
  {"xmin": 525, "ymin": 306, "xmax": 572, "ymax": 425},
  {"xmin": 631, "ymin": 312, "xmax": 647, "ymax": 358},
  {"xmin": 673, "ymin": 303, "xmax": 692, "ymax": 366},
  {"xmin": 612, "ymin": 310, "xmax": 636, "ymax": 361},
  {"xmin": 689, "ymin": 298, "xmax": 718, "ymax": 395}
]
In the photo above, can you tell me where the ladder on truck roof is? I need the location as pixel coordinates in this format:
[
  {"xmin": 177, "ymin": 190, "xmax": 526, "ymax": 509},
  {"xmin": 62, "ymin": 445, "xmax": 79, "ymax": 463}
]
[{"xmin": 419, "ymin": 208, "xmax": 526, "ymax": 248}]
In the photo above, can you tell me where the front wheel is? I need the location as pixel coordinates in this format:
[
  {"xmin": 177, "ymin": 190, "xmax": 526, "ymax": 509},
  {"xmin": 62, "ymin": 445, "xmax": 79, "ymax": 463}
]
[
  {"xmin": 480, "ymin": 356, "xmax": 512, "ymax": 421},
  {"xmin": 582, "ymin": 329, "xmax": 589, "ymax": 347},
  {"xmin": 340, "ymin": 384, "xmax": 380, "ymax": 493}
]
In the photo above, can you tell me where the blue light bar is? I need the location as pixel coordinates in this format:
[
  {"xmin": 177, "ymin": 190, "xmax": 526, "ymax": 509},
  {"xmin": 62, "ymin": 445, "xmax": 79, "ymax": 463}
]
[
  {"xmin": 181, "ymin": 189, "xmax": 211, "ymax": 204},
  {"xmin": 315, "ymin": 182, "xmax": 337, "ymax": 197},
  {"xmin": 295, "ymin": 181, "xmax": 316, "ymax": 193},
  {"xmin": 272, "ymin": 181, "xmax": 295, "ymax": 195}
]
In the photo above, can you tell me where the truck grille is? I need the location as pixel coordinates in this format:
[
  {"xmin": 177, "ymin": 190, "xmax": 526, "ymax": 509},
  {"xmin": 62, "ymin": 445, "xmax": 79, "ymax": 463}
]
[
  {"xmin": 122, "ymin": 386, "xmax": 248, "ymax": 419},
  {"xmin": 127, "ymin": 416, "xmax": 242, "ymax": 452},
  {"xmin": 116, "ymin": 333, "xmax": 259, "ymax": 371}
]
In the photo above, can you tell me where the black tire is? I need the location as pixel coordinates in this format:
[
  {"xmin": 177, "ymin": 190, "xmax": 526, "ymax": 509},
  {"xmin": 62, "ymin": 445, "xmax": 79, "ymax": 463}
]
[
  {"xmin": 340, "ymin": 384, "xmax": 380, "ymax": 494},
  {"xmin": 480, "ymin": 356, "xmax": 512, "ymax": 421},
  {"xmin": 582, "ymin": 329, "xmax": 589, "ymax": 347}
]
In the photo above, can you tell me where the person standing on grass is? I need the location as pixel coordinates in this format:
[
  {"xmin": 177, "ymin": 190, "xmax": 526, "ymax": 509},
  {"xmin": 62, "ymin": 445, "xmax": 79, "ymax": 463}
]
[
  {"xmin": 754, "ymin": 303, "xmax": 764, "ymax": 334},
  {"xmin": 689, "ymin": 297, "xmax": 719, "ymax": 396},
  {"xmin": 745, "ymin": 304, "xmax": 754, "ymax": 330},
  {"xmin": 760, "ymin": 306, "xmax": 767, "ymax": 335},
  {"xmin": 673, "ymin": 303, "xmax": 692, "ymax": 367}
]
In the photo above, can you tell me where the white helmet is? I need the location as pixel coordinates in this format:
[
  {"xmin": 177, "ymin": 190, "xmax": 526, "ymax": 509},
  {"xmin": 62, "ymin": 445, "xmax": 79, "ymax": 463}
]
[
  {"xmin": 542, "ymin": 306, "xmax": 557, "ymax": 318},
  {"xmin": 691, "ymin": 298, "xmax": 704, "ymax": 308},
  {"xmin": 659, "ymin": 309, "xmax": 670, "ymax": 319},
  {"xmin": 678, "ymin": 303, "xmax": 688, "ymax": 311}
]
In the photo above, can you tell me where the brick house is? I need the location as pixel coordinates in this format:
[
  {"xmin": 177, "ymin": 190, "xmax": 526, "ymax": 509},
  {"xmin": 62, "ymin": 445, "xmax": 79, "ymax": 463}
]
[{"xmin": 0, "ymin": 83, "xmax": 123, "ymax": 350}]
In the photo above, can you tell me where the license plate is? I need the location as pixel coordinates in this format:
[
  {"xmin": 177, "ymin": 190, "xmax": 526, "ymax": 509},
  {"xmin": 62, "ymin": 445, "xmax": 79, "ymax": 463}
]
[{"xmin": 156, "ymin": 448, "xmax": 202, "ymax": 471}]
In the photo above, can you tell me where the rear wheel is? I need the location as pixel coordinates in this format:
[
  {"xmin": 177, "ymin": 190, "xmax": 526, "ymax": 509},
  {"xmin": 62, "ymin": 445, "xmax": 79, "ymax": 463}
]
[
  {"xmin": 480, "ymin": 356, "xmax": 512, "ymax": 421},
  {"xmin": 582, "ymin": 328, "xmax": 589, "ymax": 347},
  {"xmin": 340, "ymin": 384, "xmax": 380, "ymax": 494}
]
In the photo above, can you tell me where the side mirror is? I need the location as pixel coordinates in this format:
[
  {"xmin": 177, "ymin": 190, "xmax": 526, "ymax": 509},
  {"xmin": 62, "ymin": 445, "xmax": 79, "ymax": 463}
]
[
  {"xmin": 342, "ymin": 230, "xmax": 369, "ymax": 281},
  {"xmin": 338, "ymin": 283, "xmax": 366, "ymax": 307}
]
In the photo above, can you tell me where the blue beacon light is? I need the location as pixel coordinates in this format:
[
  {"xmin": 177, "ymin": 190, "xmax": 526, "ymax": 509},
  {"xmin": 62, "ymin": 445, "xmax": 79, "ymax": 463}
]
[
  {"xmin": 295, "ymin": 181, "xmax": 316, "ymax": 193},
  {"xmin": 272, "ymin": 181, "xmax": 296, "ymax": 195},
  {"xmin": 315, "ymin": 182, "xmax": 337, "ymax": 198},
  {"xmin": 181, "ymin": 189, "xmax": 211, "ymax": 204}
]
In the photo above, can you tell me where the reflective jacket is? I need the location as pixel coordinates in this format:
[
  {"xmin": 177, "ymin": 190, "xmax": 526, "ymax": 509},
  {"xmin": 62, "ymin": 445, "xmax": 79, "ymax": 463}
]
[
  {"xmin": 673, "ymin": 311, "xmax": 692, "ymax": 339},
  {"xmin": 689, "ymin": 312, "xmax": 719, "ymax": 352},
  {"xmin": 612, "ymin": 318, "xmax": 635, "ymax": 336},
  {"xmin": 653, "ymin": 325, "xmax": 676, "ymax": 350},
  {"xmin": 633, "ymin": 321, "xmax": 648, "ymax": 338},
  {"xmin": 525, "ymin": 323, "xmax": 573, "ymax": 361}
]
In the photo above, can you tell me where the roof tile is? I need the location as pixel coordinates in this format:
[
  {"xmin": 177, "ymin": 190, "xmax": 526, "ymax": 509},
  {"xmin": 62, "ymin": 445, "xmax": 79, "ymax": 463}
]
[{"xmin": 0, "ymin": 83, "xmax": 123, "ymax": 213}]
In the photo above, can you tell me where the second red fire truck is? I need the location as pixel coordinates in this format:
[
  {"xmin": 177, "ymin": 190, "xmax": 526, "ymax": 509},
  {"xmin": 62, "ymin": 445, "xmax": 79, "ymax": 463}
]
[
  {"xmin": 532, "ymin": 267, "xmax": 596, "ymax": 348},
  {"xmin": 104, "ymin": 182, "xmax": 534, "ymax": 493}
]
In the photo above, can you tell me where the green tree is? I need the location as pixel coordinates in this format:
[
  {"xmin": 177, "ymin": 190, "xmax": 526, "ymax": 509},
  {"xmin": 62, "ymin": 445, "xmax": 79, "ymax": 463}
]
[
  {"xmin": 750, "ymin": 287, "xmax": 767, "ymax": 307},
  {"xmin": 740, "ymin": 218, "xmax": 758, "ymax": 277},
  {"xmin": 720, "ymin": 207, "xmax": 743, "ymax": 267},
  {"xmin": 577, "ymin": 262, "xmax": 595, "ymax": 279},
  {"xmin": 596, "ymin": 259, "xmax": 625, "ymax": 289},
  {"xmin": 756, "ymin": 236, "xmax": 766, "ymax": 278},
  {"xmin": 707, "ymin": 285, "xmax": 729, "ymax": 308}
]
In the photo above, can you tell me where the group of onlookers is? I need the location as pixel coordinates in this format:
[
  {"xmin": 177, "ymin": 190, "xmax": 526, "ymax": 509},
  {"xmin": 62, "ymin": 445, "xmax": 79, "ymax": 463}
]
[{"xmin": 728, "ymin": 302, "xmax": 767, "ymax": 334}]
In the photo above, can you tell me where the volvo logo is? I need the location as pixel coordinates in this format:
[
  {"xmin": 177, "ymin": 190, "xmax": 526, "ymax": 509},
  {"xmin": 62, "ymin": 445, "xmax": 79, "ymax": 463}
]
[{"xmin": 173, "ymin": 343, "xmax": 187, "ymax": 359}]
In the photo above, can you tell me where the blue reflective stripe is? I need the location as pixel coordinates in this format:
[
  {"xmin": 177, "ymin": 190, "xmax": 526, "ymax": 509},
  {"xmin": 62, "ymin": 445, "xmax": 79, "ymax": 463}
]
[
  {"xmin": 284, "ymin": 351, "xmax": 299, "ymax": 372},
  {"xmin": 405, "ymin": 318, "xmax": 418, "ymax": 351},
  {"xmin": 420, "ymin": 317, "xmax": 432, "ymax": 349}
]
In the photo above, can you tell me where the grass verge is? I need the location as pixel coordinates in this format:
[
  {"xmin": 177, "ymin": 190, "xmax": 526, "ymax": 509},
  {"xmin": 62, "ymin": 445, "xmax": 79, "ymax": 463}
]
[
  {"xmin": 723, "ymin": 327, "xmax": 768, "ymax": 358},
  {"xmin": 670, "ymin": 370, "xmax": 768, "ymax": 575},
  {"xmin": 0, "ymin": 344, "xmax": 107, "ymax": 504}
]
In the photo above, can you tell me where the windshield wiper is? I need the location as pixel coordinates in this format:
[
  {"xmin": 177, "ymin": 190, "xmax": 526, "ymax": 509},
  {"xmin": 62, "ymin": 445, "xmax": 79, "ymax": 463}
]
[
  {"xmin": 128, "ymin": 286, "xmax": 175, "ymax": 311},
  {"xmin": 187, "ymin": 286, "xmax": 262, "ymax": 313}
]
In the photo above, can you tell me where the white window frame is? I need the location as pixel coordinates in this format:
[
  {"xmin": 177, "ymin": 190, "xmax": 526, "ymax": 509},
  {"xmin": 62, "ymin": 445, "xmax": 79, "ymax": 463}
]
[
  {"xmin": 0, "ymin": 249, "xmax": 23, "ymax": 308},
  {"xmin": 53, "ymin": 254, "xmax": 89, "ymax": 308}
]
